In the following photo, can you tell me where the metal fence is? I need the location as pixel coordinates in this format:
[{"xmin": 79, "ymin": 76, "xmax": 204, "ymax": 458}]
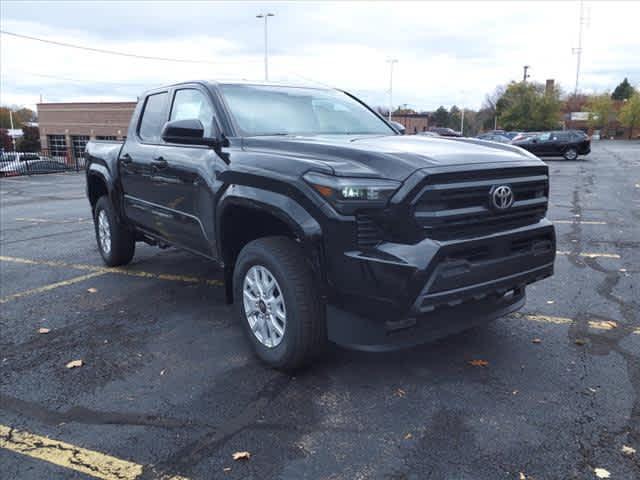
[{"xmin": 0, "ymin": 148, "xmax": 87, "ymax": 177}]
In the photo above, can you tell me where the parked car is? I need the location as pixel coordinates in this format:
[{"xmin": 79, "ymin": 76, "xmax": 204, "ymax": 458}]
[
  {"xmin": 428, "ymin": 127, "xmax": 462, "ymax": 137},
  {"xmin": 512, "ymin": 130, "xmax": 591, "ymax": 160},
  {"xmin": 85, "ymin": 80, "xmax": 555, "ymax": 369},
  {"xmin": 476, "ymin": 133, "xmax": 511, "ymax": 143},
  {"xmin": 0, "ymin": 158, "xmax": 67, "ymax": 177},
  {"xmin": 416, "ymin": 131, "xmax": 440, "ymax": 137}
]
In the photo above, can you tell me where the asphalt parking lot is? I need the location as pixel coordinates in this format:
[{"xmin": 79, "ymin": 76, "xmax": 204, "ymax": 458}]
[{"xmin": 1, "ymin": 141, "xmax": 639, "ymax": 480}]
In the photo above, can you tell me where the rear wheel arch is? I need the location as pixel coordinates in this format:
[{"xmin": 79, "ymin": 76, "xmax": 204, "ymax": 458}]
[{"xmin": 87, "ymin": 172, "xmax": 110, "ymax": 210}]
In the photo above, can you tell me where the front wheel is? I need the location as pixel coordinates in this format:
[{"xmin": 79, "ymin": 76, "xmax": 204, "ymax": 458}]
[
  {"xmin": 233, "ymin": 236, "xmax": 326, "ymax": 370},
  {"xmin": 94, "ymin": 196, "xmax": 135, "ymax": 267},
  {"xmin": 563, "ymin": 147, "xmax": 578, "ymax": 160}
]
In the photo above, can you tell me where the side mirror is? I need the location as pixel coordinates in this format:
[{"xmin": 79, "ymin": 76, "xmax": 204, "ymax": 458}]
[
  {"xmin": 390, "ymin": 121, "xmax": 406, "ymax": 135},
  {"xmin": 161, "ymin": 119, "xmax": 219, "ymax": 146}
]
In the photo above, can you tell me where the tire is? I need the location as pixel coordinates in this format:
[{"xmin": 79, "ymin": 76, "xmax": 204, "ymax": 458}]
[
  {"xmin": 563, "ymin": 147, "xmax": 578, "ymax": 160},
  {"xmin": 94, "ymin": 196, "xmax": 135, "ymax": 267},
  {"xmin": 233, "ymin": 236, "xmax": 326, "ymax": 370}
]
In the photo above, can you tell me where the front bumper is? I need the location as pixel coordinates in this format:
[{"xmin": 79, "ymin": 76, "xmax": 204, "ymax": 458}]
[{"xmin": 325, "ymin": 219, "xmax": 555, "ymax": 350}]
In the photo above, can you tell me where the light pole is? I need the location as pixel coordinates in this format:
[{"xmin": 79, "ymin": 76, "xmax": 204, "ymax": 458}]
[
  {"xmin": 523, "ymin": 65, "xmax": 530, "ymax": 83},
  {"xmin": 386, "ymin": 58, "xmax": 398, "ymax": 121},
  {"xmin": 460, "ymin": 106, "xmax": 465, "ymax": 135},
  {"xmin": 9, "ymin": 110, "xmax": 17, "ymax": 151},
  {"xmin": 256, "ymin": 12, "xmax": 275, "ymax": 81}
]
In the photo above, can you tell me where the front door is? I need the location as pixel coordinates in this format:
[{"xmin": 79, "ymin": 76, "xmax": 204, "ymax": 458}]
[{"xmin": 147, "ymin": 87, "xmax": 223, "ymax": 257}]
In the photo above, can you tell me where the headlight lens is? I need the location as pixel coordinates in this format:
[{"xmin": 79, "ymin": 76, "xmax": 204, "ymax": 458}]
[{"xmin": 303, "ymin": 172, "xmax": 400, "ymax": 214}]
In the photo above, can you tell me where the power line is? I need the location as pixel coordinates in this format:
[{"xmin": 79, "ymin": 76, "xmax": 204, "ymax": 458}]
[{"xmin": 0, "ymin": 30, "xmax": 256, "ymax": 66}]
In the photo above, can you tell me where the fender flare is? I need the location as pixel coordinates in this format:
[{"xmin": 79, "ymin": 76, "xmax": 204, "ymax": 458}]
[
  {"xmin": 216, "ymin": 184, "xmax": 322, "ymax": 250},
  {"xmin": 86, "ymin": 164, "xmax": 124, "ymax": 219}
]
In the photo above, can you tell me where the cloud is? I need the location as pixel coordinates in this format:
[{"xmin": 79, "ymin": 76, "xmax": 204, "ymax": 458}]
[{"xmin": 1, "ymin": 1, "xmax": 639, "ymax": 111}]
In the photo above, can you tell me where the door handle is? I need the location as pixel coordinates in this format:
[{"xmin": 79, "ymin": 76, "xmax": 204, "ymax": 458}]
[
  {"xmin": 120, "ymin": 153, "xmax": 133, "ymax": 164},
  {"xmin": 151, "ymin": 156, "xmax": 168, "ymax": 169}
]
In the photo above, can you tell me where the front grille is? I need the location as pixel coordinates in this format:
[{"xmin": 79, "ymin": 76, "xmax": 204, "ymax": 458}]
[
  {"xmin": 356, "ymin": 213, "xmax": 384, "ymax": 248},
  {"xmin": 412, "ymin": 166, "xmax": 548, "ymax": 240}
]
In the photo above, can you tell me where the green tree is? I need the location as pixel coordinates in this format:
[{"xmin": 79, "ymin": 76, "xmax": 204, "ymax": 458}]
[
  {"xmin": 0, "ymin": 107, "xmax": 37, "ymax": 129},
  {"xmin": 18, "ymin": 126, "xmax": 41, "ymax": 152},
  {"xmin": 611, "ymin": 78, "xmax": 635, "ymax": 101},
  {"xmin": 0, "ymin": 128, "xmax": 13, "ymax": 151},
  {"xmin": 618, "ymin": 92, "xmax": 640, "ymax": 139},
  {"xmin": 448, "ymin": 105, "xmax": 461, "ymax": 131},
  {"xmin": 432, "ymin": 106, "xmax": 449, "ymax": 127},
  {"xmin": 498, "ymin": 81, "xmax": 562, "ymax": 131},
  {"xmin": 586, "ymin": 93, "xmax": 614, "ymax": 136}
]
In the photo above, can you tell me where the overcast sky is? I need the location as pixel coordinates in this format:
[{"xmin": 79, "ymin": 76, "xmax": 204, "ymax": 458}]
[{"xmin": 1, "ymin": 1, "xmax": 639, "ymax": 112}]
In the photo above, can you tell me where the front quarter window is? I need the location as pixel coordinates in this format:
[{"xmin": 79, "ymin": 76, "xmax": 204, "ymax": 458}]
[{"xmin": 220, "ymin": 84, "xmax": 394, "ymax": 136}]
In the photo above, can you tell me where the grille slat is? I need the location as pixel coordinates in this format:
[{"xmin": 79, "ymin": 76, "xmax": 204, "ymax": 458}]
[{"xmin": 413, "ymin": 167, "xmax": 548, "ymax": 240}]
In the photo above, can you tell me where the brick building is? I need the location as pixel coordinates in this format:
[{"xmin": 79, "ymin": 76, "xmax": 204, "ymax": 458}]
[
  {"xmin": 389, "ymin": 113, "xmax": 430, "ymax": 134},
  {"xmin": 37, "ymin": 102, "xmax": 136, "ymax": 157}
]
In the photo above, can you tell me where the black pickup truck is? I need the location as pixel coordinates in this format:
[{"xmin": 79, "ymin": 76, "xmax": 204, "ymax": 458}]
[{"xmin": 85, "ymin": 81, "xmax": 555, "ymax": 369}]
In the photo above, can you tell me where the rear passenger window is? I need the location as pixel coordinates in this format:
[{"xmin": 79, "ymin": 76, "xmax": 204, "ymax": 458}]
[{"xmin": 139, "ymin": 92, "xmax": 168, "ymax": 142}]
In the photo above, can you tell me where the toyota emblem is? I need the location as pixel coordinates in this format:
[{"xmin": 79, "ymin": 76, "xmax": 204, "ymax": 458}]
[{"xmin": 491, "ymin": 185, "xmax": 514, "ymax": 210}]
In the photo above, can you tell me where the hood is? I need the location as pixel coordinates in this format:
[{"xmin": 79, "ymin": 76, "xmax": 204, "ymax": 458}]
[{"xmin": 241, "ymin": 134, "xmax": 540, "ymax": 182}]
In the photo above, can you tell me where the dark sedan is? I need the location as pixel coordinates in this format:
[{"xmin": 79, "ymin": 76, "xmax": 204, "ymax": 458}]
[{"xmin": 512, "ymin": 130, "xmax": 590, "ymax": 160}]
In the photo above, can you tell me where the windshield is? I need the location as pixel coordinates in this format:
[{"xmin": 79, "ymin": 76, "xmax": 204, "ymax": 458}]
[{"xmin": 220, "ymin": 84, "xmax": 395, "ymax": 136}]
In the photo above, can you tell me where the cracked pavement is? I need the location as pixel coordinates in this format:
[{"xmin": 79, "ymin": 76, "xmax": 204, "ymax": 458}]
[{"xmin": 0, "ymin": 141, "xmax": 639, "ymax": 479}]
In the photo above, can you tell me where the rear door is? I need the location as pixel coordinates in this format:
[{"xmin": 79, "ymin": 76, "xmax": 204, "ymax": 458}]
[
  {"xmin": 146, "ymin": 85, "xmax": 223, "ymax": 257},
  {"xmin": 120, "ymin": 90, "xmax": 170, "ymax": 236}
]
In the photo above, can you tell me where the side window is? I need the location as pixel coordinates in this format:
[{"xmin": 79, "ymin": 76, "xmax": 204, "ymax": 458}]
[
  {"xmin": 139, "ymin": 92, "xmax": 168, "ymax": 142},
  {"xmin": 170, "ymin": 89, "xmax": 215, "ymax": 137},
  {"xmin": 538, "ymin": 132, "xmax": 551, "ymax": 142}
]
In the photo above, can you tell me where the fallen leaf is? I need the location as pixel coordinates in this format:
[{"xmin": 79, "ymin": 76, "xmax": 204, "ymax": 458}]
[
  {"xmin": 519, "ymin": 473, "xmax": 526, "ymax": 480},
  {"xmin": 65, "ymin": 359, "xmax": 83, "ymax": 369},
  {"xmin": 38, "ymin": 327, "xmax": 51, "ymax": 334},
  {"xmin": 575, "ymin": 339, "xmax": 587, "ymax": 346},
  {"xmin": 622, "ymin": 445, "xmax": 636, "ymax": 455},
  {"xmin": 223, "ymin": 467, "xmax": 232, "ymax": 472},
  {"xmin": 404, "ymin": 432, "xmax": 413, "ymax": 440},
  {"xmin": 87, "ymin": 287, "xmax": 98, "ymax": 293},
  {"xmin": 232, "ymin": 451, "xmax": 250, "ymax": 461},
  {"xmin": 395, "ymin": 388, "xmax": 407, "ymax": 398},
  {"xmin": 468, "ymin": 359, "xmax": 489, "ymax": 367},
  {"xmin": 532, "ymin": 338, "xmax": 542, "ymax": 344},
  {"xmin": 588, "ymin": 387, "xmax": 598, "ymax": 393},
  {"xmin": 160, "ymin": 369, "xmax": 166, "ymax": 376},
  {"xmin": 594, "ymin": 467, "xmax": 610, "ymax": 478}
]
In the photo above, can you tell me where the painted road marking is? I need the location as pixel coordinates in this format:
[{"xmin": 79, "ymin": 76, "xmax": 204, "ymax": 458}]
[
  {"xmin": 556, "ymin": 250, "xmax": 621, "ymax": 259},
  {"xmin": 553, "ymin": 220, "xmax": 607, "ymax": 225},
  {"xmin": 513, "ymin": 313, "xmax": 639, "ymax": 334},
  {"xmin": 0, "ymin": 271, "xmax": 107, "ymax": 304},
  {"xmin": 15, "ymin": 217, "xmax": 91, "ymax": 224},
  {"xmin": 0, "ymin": 255, "xmax": 224, "ymax": 286},
  {"xmin": 0, "ymin": 424, "xmax": 189, "ymax": 480}
]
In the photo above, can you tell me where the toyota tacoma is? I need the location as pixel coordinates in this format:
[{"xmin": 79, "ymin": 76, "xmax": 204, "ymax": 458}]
[{"xmin": 85, "ymin": 81, "xmax": 556, "ymax": 369}]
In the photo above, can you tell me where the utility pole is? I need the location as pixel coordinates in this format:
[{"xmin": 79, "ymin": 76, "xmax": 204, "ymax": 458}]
[
  {"xmin": 256, "ymin": 12, "xmax": 275, "ymax": 81},
  {"xmin": 386, "ymin": 58, "xmax": 398, "ymax": 121},
  {"xmin": 523, "ymin": 65, "xmax": 530, "ymax": 83},
  {"xmin": 572, "ymin": 0, "xmax": 587, "ymax": 95},
  {"xmin": 9, "ymin": 110, "xmax": 17, "ymax": 151}
]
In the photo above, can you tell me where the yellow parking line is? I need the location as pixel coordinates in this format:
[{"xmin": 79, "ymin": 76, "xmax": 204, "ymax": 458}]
[
  {"xmin": 0, "ymin": 271, "xmax": 107, "ymax": 304},
  {"xmin": 553, "ymin": 220, "xmax": 607, "ymax": 225},
  {"xmin": 0, "ymin": 424, "xmax": 189, "ymax": 480},
  {"xmin": 512, "ymin": 313, "xmax": 573, "ymax": 325},
  {"xmin": 556, "ymin": 250, "xmax": 621, "ymax": 259},
  {"xmin": 0, "ymin": 255, "xmax": 223, "ymax": 287}
]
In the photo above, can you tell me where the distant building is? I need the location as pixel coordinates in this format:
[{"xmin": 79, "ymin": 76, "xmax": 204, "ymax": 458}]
[
  {"xmin": 37, "ymin": 102, "xmax": 136, "ymax": 157},
  {"xmin": 389, "ymin": 113, "xmax": 430, "ymax": 134}
]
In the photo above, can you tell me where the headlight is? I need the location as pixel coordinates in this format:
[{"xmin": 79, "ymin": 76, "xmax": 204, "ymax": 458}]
[{"xmin": 303, "ymin": 172, "xmax": 400, "ymax": 214}]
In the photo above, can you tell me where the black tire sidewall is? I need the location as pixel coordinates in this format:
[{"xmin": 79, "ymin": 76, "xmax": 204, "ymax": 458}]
[
  {"xmin": 94, "ymin": 196, "xmax": 134, "ymax": 266},
  {"xmin": 233, "ymin": 239, "xmax": 310, "ymax": 368},
  {"xmin": 564, "ymin": 148, "xmax": 577, "ymax": 160}
]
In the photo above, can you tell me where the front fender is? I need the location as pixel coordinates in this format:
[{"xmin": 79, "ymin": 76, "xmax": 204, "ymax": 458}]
[{"xmin": 217, "ymin": 184, "xmax": 322, "ymax": 246}]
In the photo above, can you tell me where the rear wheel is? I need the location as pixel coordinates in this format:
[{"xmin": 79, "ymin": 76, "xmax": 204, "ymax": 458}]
[
  {"xmin": 94, "ymin": 196, "xmax": 135, "ymax": 266},
  {"xmin": 563, "ymin": 147, "xmax": 578, "ymax": 160},
  {"xmin": 233, "ymin": 236, "xmax": 326, "ymax": 370}
]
